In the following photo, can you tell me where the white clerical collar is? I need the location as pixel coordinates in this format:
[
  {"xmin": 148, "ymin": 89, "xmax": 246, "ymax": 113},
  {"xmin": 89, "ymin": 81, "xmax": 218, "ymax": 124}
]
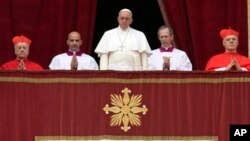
[{"xmin": 118, "ymin": 26, "xmax": 130, "ymax": 32}]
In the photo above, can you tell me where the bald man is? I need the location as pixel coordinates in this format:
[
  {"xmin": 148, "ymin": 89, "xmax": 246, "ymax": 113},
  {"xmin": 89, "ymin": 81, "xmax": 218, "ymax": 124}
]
[
  {"xmin": 49, "ymin": 31, "xmax": 98, "ymax": 70},
  {"xmin": 95, "ymin": 8, "xmax": 152, "ymax": 71}
]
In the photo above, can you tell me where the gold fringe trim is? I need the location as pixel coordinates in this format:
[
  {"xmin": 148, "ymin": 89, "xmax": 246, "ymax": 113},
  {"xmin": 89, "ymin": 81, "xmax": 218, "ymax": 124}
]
[
  {"xmin": 0, "ymin": 76, "xmax": 250, "ymax": 84},
  {"xmin": 35, "ymin": 135, "xmax": 218, "ymax": 141}
]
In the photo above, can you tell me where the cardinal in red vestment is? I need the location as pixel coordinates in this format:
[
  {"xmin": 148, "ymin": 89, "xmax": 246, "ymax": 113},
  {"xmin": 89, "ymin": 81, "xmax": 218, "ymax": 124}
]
[
  {"xmin": 205, "ymin": 28, "xmax": 250, "ymax": 71},
  {"xmin": 1, "ymin": 35, "xmax": 43, "ymax": 70}
]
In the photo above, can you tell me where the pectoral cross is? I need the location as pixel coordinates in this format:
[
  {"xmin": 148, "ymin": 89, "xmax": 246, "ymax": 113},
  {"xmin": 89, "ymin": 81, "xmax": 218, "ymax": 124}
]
[{"xmin": 119, "ymin": 45, "xmax": 125, "ymax": 51}]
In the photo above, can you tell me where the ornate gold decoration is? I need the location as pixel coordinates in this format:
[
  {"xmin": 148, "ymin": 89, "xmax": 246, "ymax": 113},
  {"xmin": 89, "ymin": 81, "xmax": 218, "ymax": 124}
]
[{"xmin": 103, "ymin": 87, "xmax": 148, "ymax": 132}]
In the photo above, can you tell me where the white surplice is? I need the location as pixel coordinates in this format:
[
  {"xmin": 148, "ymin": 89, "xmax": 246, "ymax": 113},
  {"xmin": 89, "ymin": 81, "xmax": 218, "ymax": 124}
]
[
  {"xmin": 49, "ymin": 53, "xmax": 99, "ymax": 70},
  {"xmin": 95, "ymin": 26, "xmax": 152, "ymax": 71},
  {"xmin": 148, "ymin": 48, "xmax": 192, "ymax": 71}
]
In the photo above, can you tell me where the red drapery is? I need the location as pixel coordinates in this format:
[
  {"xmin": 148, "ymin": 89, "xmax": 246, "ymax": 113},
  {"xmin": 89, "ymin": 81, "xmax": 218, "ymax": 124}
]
[
  {"xmin": 0, "ymin": 0, "xmax": 97, "ymax": 69},
  {"xmin": 158, "ymin": 0, "xmax": 248, "ymax": 70},
  {"xmin": 1, "ymin": 0, "xmax": 247, "ymax": 71},
  {"xmin": 1, "ymin": 70, "xmax": 250, "ymax": 141}
]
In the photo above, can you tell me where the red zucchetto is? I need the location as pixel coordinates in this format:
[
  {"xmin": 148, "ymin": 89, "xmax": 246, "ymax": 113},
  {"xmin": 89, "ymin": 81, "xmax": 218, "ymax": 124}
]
[
  {"xmin": 12, "ymin": 35, "xmax": 32, "ymax": 45},
  {"xmin": 220, "ymin": 28, "xmax": 239, "ymax": 39}
]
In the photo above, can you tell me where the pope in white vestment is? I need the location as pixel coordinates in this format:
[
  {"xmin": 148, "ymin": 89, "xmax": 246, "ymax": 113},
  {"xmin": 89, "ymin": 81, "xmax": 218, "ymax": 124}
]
[{"xmin": 94, "ymin": 8, "xmax": 152, "ymax": 71}]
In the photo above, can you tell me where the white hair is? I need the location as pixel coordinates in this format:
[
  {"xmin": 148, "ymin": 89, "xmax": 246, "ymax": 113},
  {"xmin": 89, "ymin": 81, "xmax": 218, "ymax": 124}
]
[{"xmin": 119, "ymin": 8, "xmax": 133, "ymax": 16}]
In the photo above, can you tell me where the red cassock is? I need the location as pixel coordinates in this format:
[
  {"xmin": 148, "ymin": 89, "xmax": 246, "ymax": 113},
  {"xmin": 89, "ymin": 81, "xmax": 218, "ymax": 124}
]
[
  {"xmin": 205, "ymin": 52, "xmax": 250, "ymax": 71},
  {"xmin": 1, "ymin": 59, "xmax": 43, "ymax": 70}
]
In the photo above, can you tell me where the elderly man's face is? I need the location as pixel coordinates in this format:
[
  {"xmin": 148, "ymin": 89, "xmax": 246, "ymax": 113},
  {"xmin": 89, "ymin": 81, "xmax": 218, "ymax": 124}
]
[
  {"xmin": 117, "ymin": 11, "xmax": 133, "ymax": 30},
  {"xmin": 223, "ymin": 35, "xmax": 238, "ymax": 52},
  {"xmin": 14, "ymin": 42, "xmax": 29, "ymax": 59}
]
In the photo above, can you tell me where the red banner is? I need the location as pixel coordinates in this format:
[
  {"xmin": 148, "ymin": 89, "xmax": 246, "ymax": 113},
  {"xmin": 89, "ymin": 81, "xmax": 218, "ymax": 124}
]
[{"xmin": 1, "ymin": 70, "xmax": 250, "ymax": 141}]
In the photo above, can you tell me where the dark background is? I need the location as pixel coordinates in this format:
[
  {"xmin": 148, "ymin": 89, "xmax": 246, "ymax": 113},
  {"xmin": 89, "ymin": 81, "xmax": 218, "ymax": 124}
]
[
  {"xmin": 0, "ymin": 0, "xmax": 247, "ymax": 70},
  {"xmin": 92, "ymin": 0, "xmax": 165, "ymax": 61}
]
